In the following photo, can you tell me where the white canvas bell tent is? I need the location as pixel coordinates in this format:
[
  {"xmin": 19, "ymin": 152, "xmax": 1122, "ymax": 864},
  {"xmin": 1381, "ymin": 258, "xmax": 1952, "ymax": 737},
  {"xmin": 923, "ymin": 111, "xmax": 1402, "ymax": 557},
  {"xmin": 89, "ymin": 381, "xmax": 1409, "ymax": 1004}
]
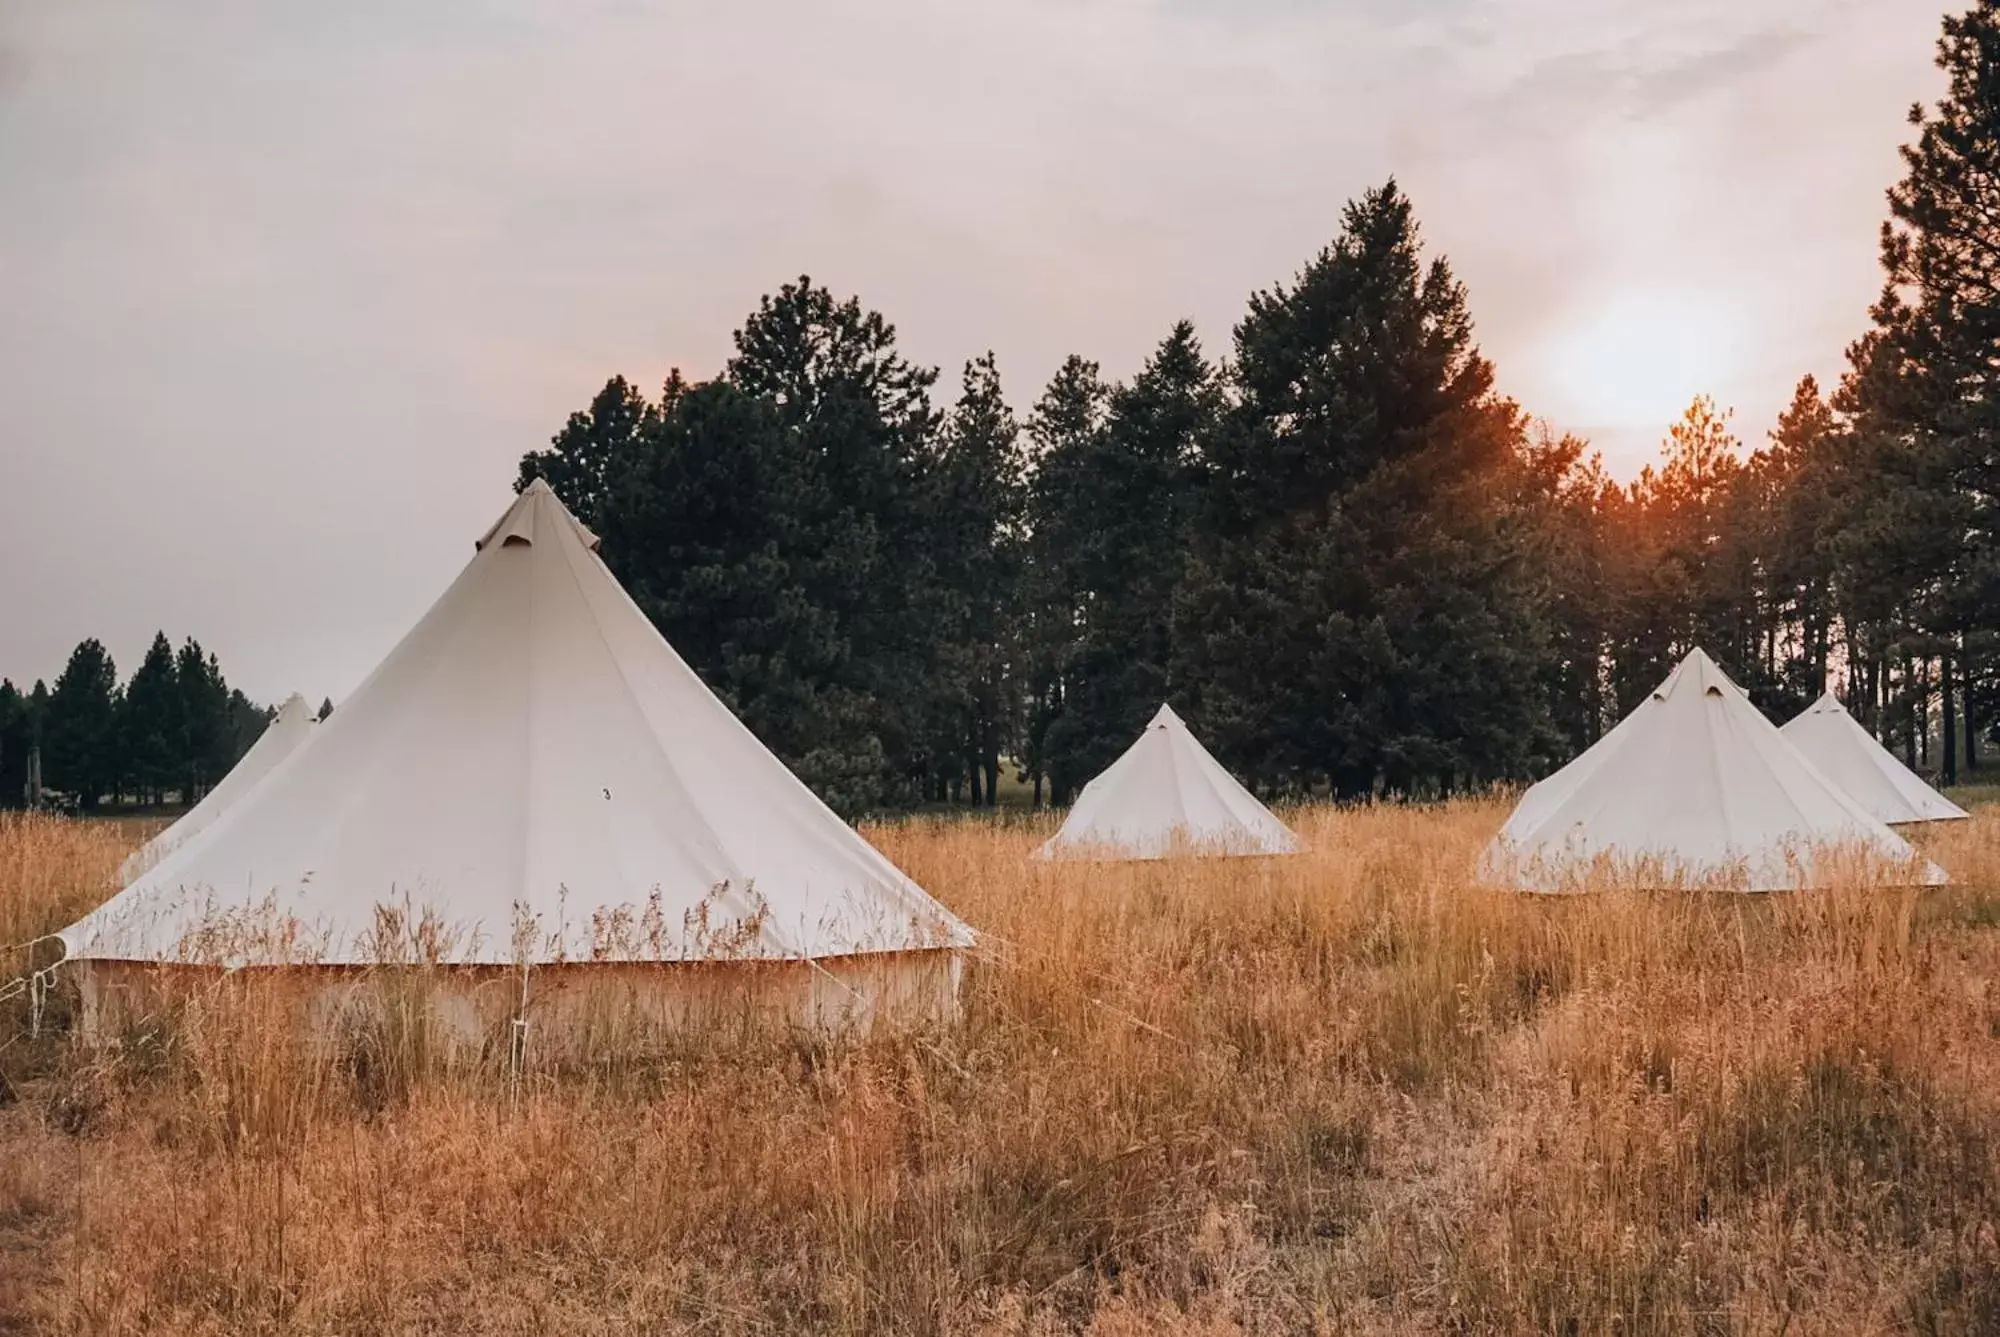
[
  {"xmin": 1036, "ymin": 704, "xmax": 1301, "ymax": 861},
  {"xmin": 1780, "ymin": 691, "xmax": 1969, "ymax": 826},
  {"xmin": 1481, "ymin": 648, "xmax": 1945, "ymax": 893},
  {"xmin": 60, "ymin": 480, "xmax": 973, "ymax": 1036},
  {"xmin": 117, "ymin": 692, "xmax": 318, "ymax": 885}
]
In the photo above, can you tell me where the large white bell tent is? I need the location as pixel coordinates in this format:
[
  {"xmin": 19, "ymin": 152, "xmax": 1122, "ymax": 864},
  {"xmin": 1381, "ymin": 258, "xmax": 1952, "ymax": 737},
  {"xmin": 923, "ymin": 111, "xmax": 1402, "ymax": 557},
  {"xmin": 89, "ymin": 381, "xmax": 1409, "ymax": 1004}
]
[
  {"xmin": 1036, "ymin": 704, "xmax": 1301, "ymax": 861},
  {"xmin": 1480, "ymin": 648, "xmax": 1944, "ymax": 893},
  {"xmin": 1780, "ymin": 691, "xmax": 1969, "ymax": 826},
  {"xmin": 117, "ymin": 692, "xmax": 318, "ymax": 885},
  {"xmin": 60, "ymin": 481, "xmax": 973, "ymax": 1037}
]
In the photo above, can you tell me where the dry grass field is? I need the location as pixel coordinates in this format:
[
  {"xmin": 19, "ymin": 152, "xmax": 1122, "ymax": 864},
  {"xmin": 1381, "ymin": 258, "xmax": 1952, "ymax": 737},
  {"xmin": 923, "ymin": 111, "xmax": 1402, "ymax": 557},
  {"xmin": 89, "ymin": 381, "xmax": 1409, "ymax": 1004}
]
[{"xmin": 3, "ymin": 799, "xmax": 2000, "ymax": 1334}]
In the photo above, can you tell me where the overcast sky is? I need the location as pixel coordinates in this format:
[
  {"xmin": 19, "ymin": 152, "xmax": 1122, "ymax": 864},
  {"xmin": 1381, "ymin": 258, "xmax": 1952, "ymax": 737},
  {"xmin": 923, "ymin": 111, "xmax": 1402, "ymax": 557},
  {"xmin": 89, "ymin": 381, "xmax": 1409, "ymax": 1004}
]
[{"xmin": 0, "ymin": 0, "xmax": 1946, "ymax": 706}]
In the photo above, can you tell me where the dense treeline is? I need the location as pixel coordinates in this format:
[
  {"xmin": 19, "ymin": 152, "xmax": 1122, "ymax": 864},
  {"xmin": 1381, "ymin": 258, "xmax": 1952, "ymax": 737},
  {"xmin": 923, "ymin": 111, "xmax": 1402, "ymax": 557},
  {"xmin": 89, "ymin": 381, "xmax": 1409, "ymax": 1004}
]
[
  {"xmin": 513, "ymin": 5, "xmax": 1994, "ymax": 814},
  {"xmin": 0, "ymin": 634, "xmax": 271, "ymax": 812}
]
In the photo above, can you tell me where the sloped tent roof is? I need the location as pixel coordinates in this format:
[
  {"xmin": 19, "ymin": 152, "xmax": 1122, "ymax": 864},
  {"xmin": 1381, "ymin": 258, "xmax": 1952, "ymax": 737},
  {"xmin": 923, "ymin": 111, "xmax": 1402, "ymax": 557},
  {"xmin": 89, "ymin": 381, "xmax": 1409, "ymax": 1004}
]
[
  {"xmin": 62, "ymin": 481, "xmax": 973, "ymax": 966},
  {"xmin": 117, "ymin": 693, "xmax": 318, "ymax": 885},
  {"xmin": 1036, "ymin": 704, "xmax": 1302, "ymax": 860},
  {"xmin": 1481, "ymin": 648, "xmax": 1944, "ymax": 892},
  {"xmin": 1780, "ymin": 691, "xmax": 1969, "ymax": 825}
]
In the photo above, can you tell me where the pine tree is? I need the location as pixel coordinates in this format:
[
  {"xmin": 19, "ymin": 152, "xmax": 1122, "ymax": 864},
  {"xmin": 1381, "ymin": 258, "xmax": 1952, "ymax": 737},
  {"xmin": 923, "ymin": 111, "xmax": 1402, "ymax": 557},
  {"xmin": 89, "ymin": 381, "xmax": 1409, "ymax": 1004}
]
[
  {"xmin": 1756, "ymin": 377, "xmax": 1843, "ymax": 707},
  {"xmin": 120, "ymin": 631, "xmax": 182, "ymax": 805},
  {"xmin": 222, "ymin": 691, "xmax": 271, "ymax": 770},
  {"xmin": 516, "ymin": 375, "xmax": 660, "ymax": 529},
  {"xmin": 1516, "ymin": 425, "xmax": 1609, "ymax": 753},
  {"xmin": 1036, "ymin": 323, "xmax": 1216, "ymax": 796},
  {"xmin": 44, "ymin": 640, "xmax": 120, "ymax": 809},
  {"xmin": 317, "ymin": 697, "xmax": 334, "ymax": 722},
  {"xmin": 924, "ymin": 353, "xmax": 1026, "ymax": 806},
  {"xmin": 1178, "ymin": 182, "xmax": 1555, "ymax": 797},
  {"xmin": 0, "ymin": 680, "xmax": 24, "ymax": 809},
  {"xmin": 721, "ymin": 278, "xmax": 942, "ymax": 810},
  {"xmin": 175, "ymin": 638, "xmax": 231, "ymax": 799},
  {"xmin": 1841, "ymin": 0, "xmax": 2000, "ymax": 780},
  {"xmin": 596, "ymin": 380, "xmax": 835, "ymax": 785},
  {"xmin": 1020, "ymin": 356, "xmax": 1112, "ymax": 804}
]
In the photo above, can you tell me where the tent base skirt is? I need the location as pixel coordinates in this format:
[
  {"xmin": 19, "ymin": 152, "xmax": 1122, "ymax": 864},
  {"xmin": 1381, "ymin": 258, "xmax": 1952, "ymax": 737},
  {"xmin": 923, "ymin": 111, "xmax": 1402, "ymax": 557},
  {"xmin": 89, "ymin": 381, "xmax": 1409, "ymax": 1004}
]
[{"xmin": 70, "ymin": 951, "xmax": 965, "ymax": 1056}]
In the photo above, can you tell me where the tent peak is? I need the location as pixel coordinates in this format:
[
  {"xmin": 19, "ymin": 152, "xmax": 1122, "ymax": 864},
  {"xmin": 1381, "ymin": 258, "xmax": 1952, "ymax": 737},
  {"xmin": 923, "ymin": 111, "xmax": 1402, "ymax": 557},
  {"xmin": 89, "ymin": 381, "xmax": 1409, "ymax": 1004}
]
[
  {"xmin": 1651, "ymin": 646, "xmax": 1733, "ymax": 702},
  {"xmin": 1148, "ymin": 703, "xmax": 1184, "ymax": 728},
  {"xmin": 476, "ymin": 481, "xmax": 601, "ymax": 554}
]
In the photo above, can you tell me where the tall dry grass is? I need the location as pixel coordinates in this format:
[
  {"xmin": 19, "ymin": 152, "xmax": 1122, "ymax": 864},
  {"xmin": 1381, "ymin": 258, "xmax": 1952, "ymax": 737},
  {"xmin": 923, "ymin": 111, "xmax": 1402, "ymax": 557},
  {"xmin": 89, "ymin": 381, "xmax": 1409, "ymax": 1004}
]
[{"xmin": 1, "ymin": 802, "xmax": 1998, "ymax": 1333}]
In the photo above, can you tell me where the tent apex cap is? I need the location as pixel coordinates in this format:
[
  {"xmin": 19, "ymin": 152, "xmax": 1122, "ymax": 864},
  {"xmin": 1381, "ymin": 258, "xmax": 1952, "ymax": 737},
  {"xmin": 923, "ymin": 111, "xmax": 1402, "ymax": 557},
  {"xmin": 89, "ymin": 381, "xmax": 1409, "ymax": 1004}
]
[
  {"xmin": 476, "ymin": 481, "xmax": 601, "ymax": 553},
  {"xmin": 1653, "ymin": 646, "xmax": 1734, "ymax": 701}
]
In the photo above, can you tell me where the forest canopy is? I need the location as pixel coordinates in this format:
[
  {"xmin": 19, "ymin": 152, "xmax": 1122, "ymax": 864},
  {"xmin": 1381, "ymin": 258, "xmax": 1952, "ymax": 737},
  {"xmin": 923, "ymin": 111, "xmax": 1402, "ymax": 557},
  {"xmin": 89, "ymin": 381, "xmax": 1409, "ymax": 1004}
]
[{"xmin": 519, "ymin": 0, "xmax": 2000, "ymax": 824}]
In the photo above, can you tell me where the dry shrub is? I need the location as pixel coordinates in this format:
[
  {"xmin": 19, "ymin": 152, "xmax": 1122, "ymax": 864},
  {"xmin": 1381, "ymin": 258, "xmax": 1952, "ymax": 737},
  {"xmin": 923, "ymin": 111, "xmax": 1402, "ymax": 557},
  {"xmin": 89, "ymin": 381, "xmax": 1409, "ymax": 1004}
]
[{"xmin": 0, "ymin": 800, "xmax": 1996, "ymax": 1333}]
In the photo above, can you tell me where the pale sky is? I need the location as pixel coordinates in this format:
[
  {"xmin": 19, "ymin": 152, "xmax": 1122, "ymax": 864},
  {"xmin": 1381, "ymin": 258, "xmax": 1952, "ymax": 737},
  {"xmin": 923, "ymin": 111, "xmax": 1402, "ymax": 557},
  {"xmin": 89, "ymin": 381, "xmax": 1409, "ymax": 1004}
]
[{"xmin": 0, "ymin": 0, "xmax": 1945, "ymax": 706}]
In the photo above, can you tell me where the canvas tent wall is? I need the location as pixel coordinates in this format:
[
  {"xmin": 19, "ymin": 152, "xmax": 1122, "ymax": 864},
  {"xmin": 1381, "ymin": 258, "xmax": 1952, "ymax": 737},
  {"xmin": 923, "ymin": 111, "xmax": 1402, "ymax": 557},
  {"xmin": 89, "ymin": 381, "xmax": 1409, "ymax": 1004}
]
[
  {"xmin": 1780, "ymin": 691, "xmax": 1969, "ymax": 825},
  {"xmin": 1036, "ymin": 704, "xmax": 1301, "ymax": 860},
  {"xmin": 61, "ymin": 481, "xmax": 973, "ymax": 1038},
  {"xmin": 118, "ymin": 692, "xmax": 318, "ymax": 884},
  {"xmin": 1481, "ymin": 648, "xmax": 1944, "ymax": 893}
]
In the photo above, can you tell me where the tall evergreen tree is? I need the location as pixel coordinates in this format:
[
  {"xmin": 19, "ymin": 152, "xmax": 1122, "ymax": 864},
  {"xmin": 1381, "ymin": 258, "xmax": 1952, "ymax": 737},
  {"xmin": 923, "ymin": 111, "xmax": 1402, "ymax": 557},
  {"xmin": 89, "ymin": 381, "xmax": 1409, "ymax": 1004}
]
[
  {"xmin": 120, "ymin": 631, "xmax": 182, "ymax": 804},
  {"xmin": 1039, "ymin": 323, "xmax": 1217, "ymax": 796},
  {"xmin": 1620, "ymin": 401, "xmax": 1766, "ymax": 693},
  {"xmin": 1020, "ymin": 356, "xmax": 1112, "ymax": 804},
  {"xmin": 43, "ymin": 639, "xmax": 120, "ymax": 809},
  {"xmin": 1516, "ymin": 426, "xmax": 1607, "ymax": 753},
  {"xmin": 0, "ymin": 680, "xmax": 25, "ymax": 809},
  {"xmin": 720, "ymin": 278, "xmax": 941, "ymax": 810},
  {"xmin": 1178, "ymin": 182, "xmax": 1555, "ymax": 797},
  {"xmin": 1840, "ymin": 0, "xmax": 2000, "ymax": 780},
  {"xmin": 175, "ymin": 638, "xmax": 232, "ymax": 799},
  {"xmin": 1756, "ymin": 377, "xmax": 1843, "ymax": 707},
  {"xmin": 595, "ymin": 379, "xmax": 843, "ymax": 790},
  {"xmin": 223, "ymin": 690, "xmax": 272, "ymax": 768},
  {"xmin": 515, "ymin": 375, "xmax": 660, "ymax": 529},
  {"xmin": 923, "ymin": 353, "xmax": 1026, "ymax": 806}
]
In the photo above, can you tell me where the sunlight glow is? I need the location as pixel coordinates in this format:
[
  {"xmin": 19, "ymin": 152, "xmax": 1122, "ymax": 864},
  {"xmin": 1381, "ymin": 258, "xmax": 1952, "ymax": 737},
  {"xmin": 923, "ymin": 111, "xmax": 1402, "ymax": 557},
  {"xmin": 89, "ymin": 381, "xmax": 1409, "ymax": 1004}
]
[{"xmin": 1543, "ymin": 291, "xmax": 1746, "ymax": 429}]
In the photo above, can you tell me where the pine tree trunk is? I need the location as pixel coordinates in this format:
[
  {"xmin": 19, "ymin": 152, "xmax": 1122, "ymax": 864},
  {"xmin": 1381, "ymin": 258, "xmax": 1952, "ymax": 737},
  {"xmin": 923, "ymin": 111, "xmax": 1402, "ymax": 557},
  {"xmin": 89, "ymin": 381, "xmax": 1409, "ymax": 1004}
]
[
  {"xmin": 1920, "ymin": 663, "xmax": 1931, "ymax": 770},
  {"xmin": 1966, "ymin": 681, "xmax": 1980, "ymax": 772},
  {"xmin": 1942, "ymin": 653, "xmax": 1959, "ymax": 787},
  {"xmin": 984, "ymin": 757, "xmax": 999, "ymax": 808}
]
